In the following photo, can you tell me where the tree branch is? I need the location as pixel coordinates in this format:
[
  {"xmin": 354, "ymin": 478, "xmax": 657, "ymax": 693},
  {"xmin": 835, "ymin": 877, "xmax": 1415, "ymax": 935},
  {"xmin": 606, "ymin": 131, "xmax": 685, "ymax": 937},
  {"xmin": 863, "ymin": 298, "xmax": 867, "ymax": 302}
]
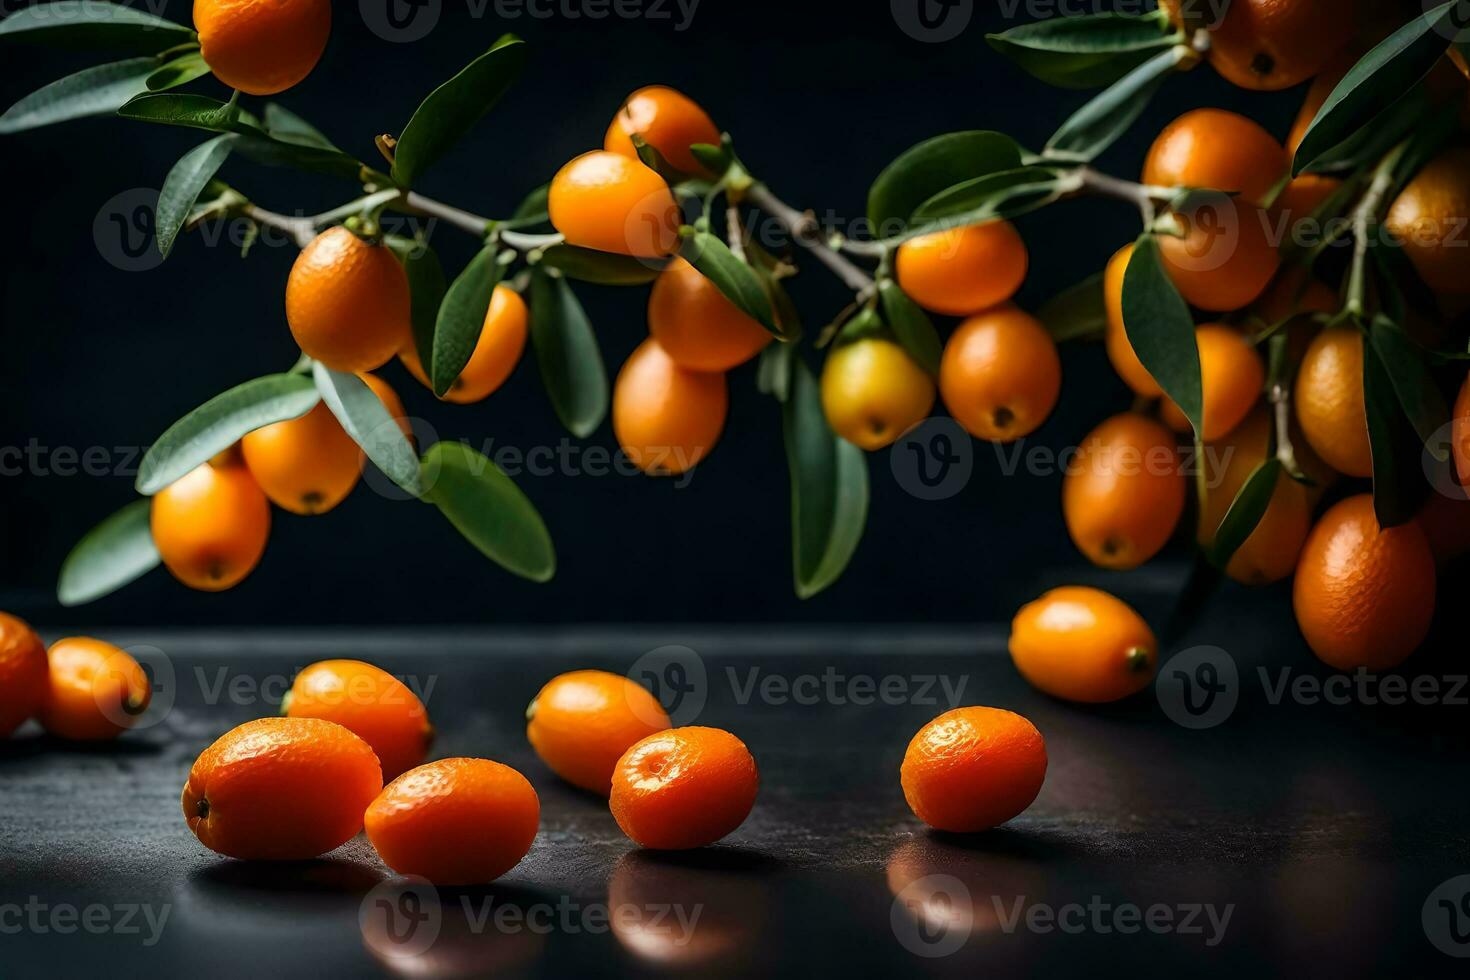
[{"xmin": 743, "ymin": 183, "xmax": 875, "ymax": 292}]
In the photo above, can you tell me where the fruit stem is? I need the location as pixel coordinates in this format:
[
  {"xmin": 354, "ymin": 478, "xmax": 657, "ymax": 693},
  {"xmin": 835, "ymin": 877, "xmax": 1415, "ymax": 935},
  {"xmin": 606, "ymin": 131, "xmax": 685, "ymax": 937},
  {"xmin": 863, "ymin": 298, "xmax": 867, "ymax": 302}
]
[
  {"xmin": 1074, "ymin": 167, "xmax": 1175, "ymax": 225},
  {"xmin": 238, "ymin": 203, "xmax": 314, "ymax": 248},
  {"xmin": 725, "ymin": 201, "xmax": 747, "ymax": 261},
  {"xmin": 1345, "ymin": 141, "xmax": 1409, "ymax": 320},
  {"xmin": 743, "ymin": 183, "xmax": 875, "ymax": 292}
]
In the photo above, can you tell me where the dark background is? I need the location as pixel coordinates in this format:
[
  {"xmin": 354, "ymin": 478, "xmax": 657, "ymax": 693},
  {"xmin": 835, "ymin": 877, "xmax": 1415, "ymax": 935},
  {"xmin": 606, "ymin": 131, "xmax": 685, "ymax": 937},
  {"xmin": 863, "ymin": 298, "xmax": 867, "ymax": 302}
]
[{"xmin": 1, "ymin": 1, "xmax": 1313, "ymax": 626}]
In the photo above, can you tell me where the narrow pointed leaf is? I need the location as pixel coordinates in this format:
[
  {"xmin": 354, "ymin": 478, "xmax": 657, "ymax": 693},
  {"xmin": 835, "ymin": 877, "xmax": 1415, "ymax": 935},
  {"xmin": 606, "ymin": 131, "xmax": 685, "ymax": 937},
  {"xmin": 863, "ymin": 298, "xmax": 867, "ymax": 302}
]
[
  {"xmin": 119, "ymin": 94, "xmax": 365, "ymax": 180},
  {"xmin": 1045, "ymin": 46, "xmax": 1185, "ymax": 161},
  {"xmin": 156, "ymin": 134, "xmax": 234, "ymax": 258},
  {"xmin": 1038, "ymin": 272, "xmax": 1107, "ymax": 342},
  {"xmin": 757, "ymin": 341, "xmax": 796, "ymax": 403},
  {"xmin": 908, "ymin": 165, "xmax": 1067, "ymax": 233},
  {"xmin": 1363, "ymin": 337, "xmax": 1427, "ymax": 527},
  {"xmin": 1121, "ymin": 234, "xmax": 1201, "ymax": 432},
  {"xmin": 509, "ymin": 183, "xmax": 550, "ymax": 225},
  {"xmin": 0, "ymin": 2, "xmax": 194, "ymax": 53},
  {"xmin": 312, "ymin": 364, "xmax": 423, "ymax": 497},
  {"xmin": 262, "ymin": 103, "xmax": 337, "ymax": 149},
  {"xmin": 784, "ymin": 360, "xmax": 868, "ymax": 599},
  {"xmin": 432, "ymin": 245, "xmax": 503, "ymax": 397},
  {"xmin": 537, "ymin": 244, "xmax": 666, "ymax": 285},
  {"xmin": 0, "ymin": 57, "xmax": 155, "ymax": 134},
  {"xmin": 529, "ymin": 270, "xmax": 607, "ymax": 438},
  {"xmin": 146, "ymin": 51, "xmax": 209, "ymax": 91},
  {"xmin": 1209, "ymin": 459, "xmax": 1281, "ymax": 568},
  {"xmin": 746, "ymin": 241, "xmax": 802, "ymax": 342},
  {"xmin": 135, "ymin": 374, "xmax": 320, "ymax": 494},
  {"xmin": 385, "ymin": 237, "xmax": 447, "ymax": 370},
  {"xmin": 1369, "ymin": 315, "xmax": 1449, "ymax": 457},
  {"xmin": 878, "ymin": 281, "xmax": 941, "ymax": 376},
  {"xmin": 57, "ymin": 500, "xmax": 160, "ymax": 607},
  {"xmin": 117, "ymin": 91, "xmax": 243, "ymax": 129},
  {"xmin": 1294, "ymin": 3, "xmax": 1467, "ymax": 175},
  {"xmin": 679, "ymin": 231, "xmax": 777, "ymax": 333},
  {"xmin": 392, "ymin": 35, "xmax": 527, "ymax": 187},
  {"xmin": 423, "ymin": 441, "xmax": 555, "ymax": 582},
  {"xmin": 867, "ymin": 131, "xmax": 1023, "ymax": 235},
  {"xmin": 987, "ymin": 11, "xmax": 1178, "ymax": 88}
]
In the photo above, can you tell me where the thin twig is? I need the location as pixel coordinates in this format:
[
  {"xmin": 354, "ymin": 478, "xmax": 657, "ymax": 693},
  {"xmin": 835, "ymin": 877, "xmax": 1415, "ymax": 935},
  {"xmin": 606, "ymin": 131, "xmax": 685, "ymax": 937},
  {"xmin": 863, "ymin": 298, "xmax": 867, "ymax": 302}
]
[
  {"xmin": 239, "ymin": 204, "xmax": 314, "ymax": 248},
  {"xmin": 1346, "ymin": 141, "xmax": 1409, "ymax": 319},
  {"xmin": 725, "ymin": 200, "xmax": 747, "ymax": 262},
  {"xmin": 1075, "ymin": 167, "xmax": 1174, "ymax": 224},
  {"xmin": 744, "ymin": 183, "xmax": 875, "ymax": 292}
]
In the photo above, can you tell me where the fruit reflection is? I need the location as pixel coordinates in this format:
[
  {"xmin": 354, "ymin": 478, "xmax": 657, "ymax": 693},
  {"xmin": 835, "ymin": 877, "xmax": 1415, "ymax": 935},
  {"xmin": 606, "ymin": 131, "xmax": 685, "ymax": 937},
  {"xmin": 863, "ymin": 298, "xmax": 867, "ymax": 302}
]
[{"xmin": 607, "ymin": 849, "xmax": 775, "ymax": 968}]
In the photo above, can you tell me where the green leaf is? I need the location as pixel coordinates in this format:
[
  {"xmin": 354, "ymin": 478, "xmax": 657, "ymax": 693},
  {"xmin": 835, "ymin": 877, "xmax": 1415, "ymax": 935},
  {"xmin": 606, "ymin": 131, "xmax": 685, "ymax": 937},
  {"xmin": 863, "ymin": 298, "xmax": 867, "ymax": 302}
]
[
  {"xmin": 630, "ymin": 133, "xmax": 679, "ymax": 182},
  {"xmin": 146, "ymin": 50, "xmax": 209, "ymax": 92},
  {"xmin": 392, "ymin": 35, "xmax": 527, "ymax": 187},
  {"xmin": 0, "ymin": 57, "xmax": 155, "ymax": 134},
  {"xmin": 262, "ymin": 102, "xmax": 337, "ymax": 149},
  {"xmin": 1364, "ymin": 335, "xmax": 1428, "ymax": 527},
  {"xmin": 987, "ymin": 11, "xmax": 1178, "ymax": 89},
  {"xmin": 312, "ymin": 364, "xmax": 423, "ymax": 497},
  {"xmin": 135, "ymin": 374, "xmax": 320, "ymax": 495},
  {"xmin": 1045, "ymin": 46, "xmax": 1185, "ymax": 161},
  {"xmin": 529, "ymin": 270, "xmax": 608, "ymax": 438},
  {"xmin": 1299, "ymin": 82, "xmax": 1430, "ymax": 177},
  {"xmin": 117, "ymin": 91, "xmax": 242, "ymax": 129},
  {"xmin": 57, "ymin": 500, "xmax": 159, "ymax": 607},
  {"xmin": 877, "ymin": 281, "xmax": 942, "ymax": 376},
  {"xmin": 422, "ymin": 441, "xmax": 555, "ymax": 582},
  {"xmin": 1294, "ymin": 3, "xmax": 1467, "ymax": 175},
  {"xmin": 156, "ymin": 134, "xmax": 234, "ymax": 258},
  {"xmin": 757, "ymin": 341, "xmax": 796, "ymax": 403},
  {"xmin": 386, "ymin": 237, "xmax": 448, "ymax": 370},
  {"xmin": 784, "ymin": 359, "xmax": 868, "ymax": 599},
  {"xmin": 679, "ymin": 231, "xmax": 778, "ymax": 334},
  {"xmin": 1369, "ymin": 315, "xmax": 1449, "ymax": 456},
  {"xmin": 867, "ymin": 131, "xmax": 1023, "ymax": 236},
  {"xmin": 746, "ymin": 240, "xmax": 802, "ymax": 341},
  {"xmin": 1121, "ymin": 234, "xmax": 1201, "ymax": 432},
  {"xmin": 1038, "ymin": 272, "xmax": 1107, "ymax": 342},
  {"xmin": 119, "ymin": 94, "xmax": 366, "ymax": 181},
  {"xmin": 689, "ymin": 141, "xmax": 732, "ymax": 175},
  {"xmin": 1209, "ymin": 459, "xmax": 1281, "ymax": 567},
  {"xmin": 537, "ymin": 244, "xmax": 667, "ymax": 285},
  {"xmin": 908, "ymin": 165, "xmax": 1067, "ymax": 233},
  {"xmin": 432, "ymin": 245, "xmax": 504, "ymax": 397},
  {"xmin": 509, "ymin": 183, "xmax": 550, "ymax": 225},
  {"xmin": 0, "ymin": 2, "xmax": 194, "ymax": 54}
]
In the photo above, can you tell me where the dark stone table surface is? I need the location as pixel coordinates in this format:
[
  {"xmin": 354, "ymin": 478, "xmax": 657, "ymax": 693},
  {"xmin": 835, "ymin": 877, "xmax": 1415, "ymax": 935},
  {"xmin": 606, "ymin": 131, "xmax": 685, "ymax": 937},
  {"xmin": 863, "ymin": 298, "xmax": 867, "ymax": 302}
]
[{"xmin": 2, "ymin": 617, "xmax": 1467, "ymax": 978}]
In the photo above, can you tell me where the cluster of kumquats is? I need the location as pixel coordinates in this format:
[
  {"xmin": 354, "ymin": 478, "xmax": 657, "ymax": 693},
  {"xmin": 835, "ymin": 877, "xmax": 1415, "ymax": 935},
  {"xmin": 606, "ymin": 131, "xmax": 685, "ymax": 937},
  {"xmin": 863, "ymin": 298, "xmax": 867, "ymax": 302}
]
[
  {"xmin": 12, "ymin": 0, "xmax": 1470, "ymax": 871},
  {"xmin": 10, "ymin": 0, "xmax": 1468, "ymax": 681},
  {"xmin": 2, "ymin": 610, "xmax": 1071, "ymax": 873}
]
